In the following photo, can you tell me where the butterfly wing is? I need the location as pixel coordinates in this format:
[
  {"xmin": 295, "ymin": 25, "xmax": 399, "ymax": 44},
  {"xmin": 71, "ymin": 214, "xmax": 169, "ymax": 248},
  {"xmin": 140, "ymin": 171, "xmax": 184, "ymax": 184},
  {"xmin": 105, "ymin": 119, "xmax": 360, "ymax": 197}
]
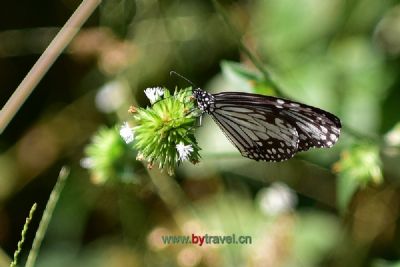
[
  {"xmin": 280, "ymin": 102, "xmax": 341, "ymax": 152},
  {"xmin": 210, "ymin": 92, "xmax": 341, "ymax": 161},
  {"xmin": 211, "ymin": 94, "xmax": 299, "ymax": 161}
]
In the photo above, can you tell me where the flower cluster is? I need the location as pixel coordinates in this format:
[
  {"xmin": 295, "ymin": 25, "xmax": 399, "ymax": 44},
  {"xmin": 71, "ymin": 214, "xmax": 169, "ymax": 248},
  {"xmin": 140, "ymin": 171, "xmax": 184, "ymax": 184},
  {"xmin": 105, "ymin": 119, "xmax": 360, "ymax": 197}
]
[
  {"xmin": 126, "ymin": 87, "xmax": 201, "ymax": 175},
  {"xmin": 83, "ymin": 127, "xmax": 140, "ymax": 185}
]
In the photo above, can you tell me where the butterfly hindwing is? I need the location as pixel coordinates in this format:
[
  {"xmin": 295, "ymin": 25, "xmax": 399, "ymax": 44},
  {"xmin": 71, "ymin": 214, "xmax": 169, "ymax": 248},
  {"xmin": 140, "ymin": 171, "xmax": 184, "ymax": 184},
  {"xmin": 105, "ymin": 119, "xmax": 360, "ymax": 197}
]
[{"xmin": 211, "ymin": 97, "xmax": 299, "ymax": 161}]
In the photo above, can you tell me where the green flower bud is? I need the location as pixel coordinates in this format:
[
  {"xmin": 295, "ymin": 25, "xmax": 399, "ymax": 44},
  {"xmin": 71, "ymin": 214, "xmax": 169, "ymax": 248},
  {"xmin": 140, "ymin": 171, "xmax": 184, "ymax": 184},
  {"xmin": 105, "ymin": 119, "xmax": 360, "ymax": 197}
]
[
  {"xmin": 83, "ymin": 127, "xmax": 140, "ymax": 185},
  {"xmin": 132, "ymin": 87, "xmax": 201, "ymax": 175}
]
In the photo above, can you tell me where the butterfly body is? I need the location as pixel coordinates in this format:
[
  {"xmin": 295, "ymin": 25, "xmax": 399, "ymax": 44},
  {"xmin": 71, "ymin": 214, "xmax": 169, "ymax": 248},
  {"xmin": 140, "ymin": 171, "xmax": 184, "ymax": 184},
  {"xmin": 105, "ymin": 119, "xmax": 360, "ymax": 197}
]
[
  {"xmin": 193, "ymin": 88, "xmax": 215, "ymax": 114},
  {"xmin": 193, "ymin": 88, "xmax": 341, "ymax": 162}
]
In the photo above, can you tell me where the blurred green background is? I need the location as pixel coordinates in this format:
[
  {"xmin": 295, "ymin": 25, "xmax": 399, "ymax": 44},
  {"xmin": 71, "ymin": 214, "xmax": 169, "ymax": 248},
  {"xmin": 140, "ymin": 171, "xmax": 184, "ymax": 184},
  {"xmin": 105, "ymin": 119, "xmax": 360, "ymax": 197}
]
[{"xmin": 1, "ymin": 0, "xmax": 400, "ymax": 266}]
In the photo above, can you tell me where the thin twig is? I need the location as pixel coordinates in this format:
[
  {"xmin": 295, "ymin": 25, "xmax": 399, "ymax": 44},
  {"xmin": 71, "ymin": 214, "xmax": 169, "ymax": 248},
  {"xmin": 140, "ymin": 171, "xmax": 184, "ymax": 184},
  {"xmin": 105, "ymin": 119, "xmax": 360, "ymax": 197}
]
[
  {"xmin": 25, "ymin": 166, "xmax": 70, "ymax": 267},
  {"xmin": 0, "ymin": 0, "xmax": 102, "ymax": 134},
  {"xmin": 10, "ymin": 204, "xmax": 37, "ymax": 267}
]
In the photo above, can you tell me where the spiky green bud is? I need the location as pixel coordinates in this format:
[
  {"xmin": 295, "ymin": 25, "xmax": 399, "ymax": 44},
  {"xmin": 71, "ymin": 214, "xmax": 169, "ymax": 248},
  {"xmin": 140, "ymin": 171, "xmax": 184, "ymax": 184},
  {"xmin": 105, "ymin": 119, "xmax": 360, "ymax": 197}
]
[{"xmin": 132, "ymin": 87, "xmax": 201, "ymax": 175}]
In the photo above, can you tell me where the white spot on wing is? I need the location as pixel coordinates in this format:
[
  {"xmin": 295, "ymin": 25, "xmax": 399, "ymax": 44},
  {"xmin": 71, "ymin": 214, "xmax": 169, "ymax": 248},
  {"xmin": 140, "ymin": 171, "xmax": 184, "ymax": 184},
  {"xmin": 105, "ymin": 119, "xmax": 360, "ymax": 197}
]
[{"xmin": 320, "ymin": 126, "xmax": 328, "ymax": 133}]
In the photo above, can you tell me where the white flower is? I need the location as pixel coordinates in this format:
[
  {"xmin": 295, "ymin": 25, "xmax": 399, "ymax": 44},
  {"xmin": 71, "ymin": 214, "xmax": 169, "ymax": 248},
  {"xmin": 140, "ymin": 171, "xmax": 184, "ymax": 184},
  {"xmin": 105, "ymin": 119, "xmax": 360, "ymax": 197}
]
[
  {"xmin": 120, "ymin": 122, "xmax": 135, "ymax": 144},
  {"xmin": 144, "ymin": 87, "xmax": 164, "ymax": 104},
  {"xmin": 176, "ymin": 142, "xmax": 194, "ymax": 161},
  {"xmin": 257, "ymin": 182, "xmax": 297, "ymax": 216}
]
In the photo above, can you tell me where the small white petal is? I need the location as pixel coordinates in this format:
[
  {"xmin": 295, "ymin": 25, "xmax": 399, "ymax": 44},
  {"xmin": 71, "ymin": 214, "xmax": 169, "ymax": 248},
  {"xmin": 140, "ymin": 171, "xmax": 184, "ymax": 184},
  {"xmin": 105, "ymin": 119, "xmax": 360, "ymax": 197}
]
[
  {"xmin": 176, "ymin": 142, "xmax": 194, "ymax": 161},
  {"xmin": 120, "ymin": 122, "xmax": 135, "ymax": 144},
  {"xmin": 144, "ymin": 87, "xmax": 164, "ymax": 104}
]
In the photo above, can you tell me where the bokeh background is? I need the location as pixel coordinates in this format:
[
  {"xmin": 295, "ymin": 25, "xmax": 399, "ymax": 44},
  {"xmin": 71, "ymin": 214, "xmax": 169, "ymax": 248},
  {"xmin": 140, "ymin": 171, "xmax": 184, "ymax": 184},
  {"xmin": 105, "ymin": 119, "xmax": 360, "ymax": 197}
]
[{"xmin": 1, "ymin": 0, "xmax": 400, "ymax": 266}]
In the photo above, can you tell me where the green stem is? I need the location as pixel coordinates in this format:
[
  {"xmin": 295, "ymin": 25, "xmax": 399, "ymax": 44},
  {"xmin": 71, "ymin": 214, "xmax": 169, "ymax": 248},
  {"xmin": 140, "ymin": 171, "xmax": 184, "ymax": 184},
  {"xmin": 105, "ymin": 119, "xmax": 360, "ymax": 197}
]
[
  {"xmin": 10, "ymin": 204, "xmax": 37, "ymax": 267},
  {"xmin": 146, "ymin": 169, "xmax": 198, "ymax": 230},
  {"xmin": 211, "ymin": 0, "xmax": 380, "ymax": 144},
  {"xmin": 25, "ymin": 166, "xmax": 70, "ymax": 267},
  {"xmin": 211, "ymin": 0, "xmax": 287, "ymax": 97}
]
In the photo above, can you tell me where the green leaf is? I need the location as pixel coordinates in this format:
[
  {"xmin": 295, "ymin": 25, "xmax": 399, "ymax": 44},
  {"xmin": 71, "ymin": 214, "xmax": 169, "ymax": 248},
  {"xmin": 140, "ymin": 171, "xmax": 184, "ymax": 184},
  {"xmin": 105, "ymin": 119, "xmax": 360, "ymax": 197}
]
[
  {"xmin": 221, "ymin": 60, "xmax": 276, "ymax": 96},
  {"xmin": 221, "ymin": 60, "xmax": 261, "ymax": 82}
]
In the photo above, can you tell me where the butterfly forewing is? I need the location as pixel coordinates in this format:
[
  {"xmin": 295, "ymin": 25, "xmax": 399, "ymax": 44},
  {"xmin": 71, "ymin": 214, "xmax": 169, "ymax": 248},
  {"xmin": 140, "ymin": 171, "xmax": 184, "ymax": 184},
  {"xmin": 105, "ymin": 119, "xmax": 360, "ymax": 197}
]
[{"xmin": 193, "ymin": 89, "xmax": 341, "ymax": 162}]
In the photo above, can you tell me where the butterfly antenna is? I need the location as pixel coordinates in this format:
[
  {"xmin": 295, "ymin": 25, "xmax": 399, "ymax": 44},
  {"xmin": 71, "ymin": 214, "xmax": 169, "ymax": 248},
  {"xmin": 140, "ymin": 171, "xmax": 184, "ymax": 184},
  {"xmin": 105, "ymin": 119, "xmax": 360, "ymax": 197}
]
[{"xmin": 170, "ymin": 71, "xmax": 197, "ymax": 89}]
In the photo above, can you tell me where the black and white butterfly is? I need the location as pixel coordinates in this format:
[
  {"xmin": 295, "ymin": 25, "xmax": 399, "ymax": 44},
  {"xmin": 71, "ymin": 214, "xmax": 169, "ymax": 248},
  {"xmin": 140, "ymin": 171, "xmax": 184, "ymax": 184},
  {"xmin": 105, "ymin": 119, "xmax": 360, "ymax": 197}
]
[{"xmin": 193, "ymin": 88, "xmax": 341, "ymax": 162}]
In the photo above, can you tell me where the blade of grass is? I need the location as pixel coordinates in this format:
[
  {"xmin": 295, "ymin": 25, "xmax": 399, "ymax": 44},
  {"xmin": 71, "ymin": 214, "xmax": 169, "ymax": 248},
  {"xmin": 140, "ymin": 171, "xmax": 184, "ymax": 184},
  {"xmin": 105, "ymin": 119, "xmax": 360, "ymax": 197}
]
[
  {"xmin": 0, "ymin": 0, "xmax": 101, "ymax": 134},
  {"xmin": 9, "ymin": 204, "xmax": 37, "ymax": 267},
  {"xmin": 25, "ymin": 166, "xmax": 70, "ymax": 267}
]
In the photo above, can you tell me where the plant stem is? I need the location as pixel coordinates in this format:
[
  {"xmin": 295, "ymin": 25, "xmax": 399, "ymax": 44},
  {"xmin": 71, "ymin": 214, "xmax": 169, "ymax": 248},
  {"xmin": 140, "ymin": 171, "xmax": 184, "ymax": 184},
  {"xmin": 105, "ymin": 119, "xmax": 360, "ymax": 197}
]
[
  {"xmin": 10, "ymin": 204, "xmax": 37, "ymax": 267},
  {"xmin": 211, "ymin": 0, "xmax": 287, "ymax": 97},
  {"xmin": 0, "ymin": 0, "xmax": 101, "ymax": 134},
  {"xmin": 211, "ymin": 0, "xmax": 379, "ymax": 143},
  {"xmin": 25, "ymin": 166, "xmax": 70, "ymax": 267},
  {"xmin": 147, "ymin": 169, "xmax": 197, "ymax": 229}
]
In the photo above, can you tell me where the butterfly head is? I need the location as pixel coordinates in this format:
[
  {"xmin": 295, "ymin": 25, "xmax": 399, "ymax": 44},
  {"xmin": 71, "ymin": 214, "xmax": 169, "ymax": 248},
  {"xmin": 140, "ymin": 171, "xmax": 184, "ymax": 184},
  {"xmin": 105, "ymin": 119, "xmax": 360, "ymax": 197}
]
[{"xmin": 193, "ymin": 88, "xmax": 215, "ymax": 114}]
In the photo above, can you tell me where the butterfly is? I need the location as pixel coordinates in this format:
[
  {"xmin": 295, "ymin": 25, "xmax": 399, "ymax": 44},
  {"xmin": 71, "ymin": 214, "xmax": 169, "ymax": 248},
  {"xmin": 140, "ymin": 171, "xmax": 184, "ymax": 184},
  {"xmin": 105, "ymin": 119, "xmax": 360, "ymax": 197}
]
[{"xmin": 193, "ymin": 88, "xmax": 341, "ymax": 162}]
